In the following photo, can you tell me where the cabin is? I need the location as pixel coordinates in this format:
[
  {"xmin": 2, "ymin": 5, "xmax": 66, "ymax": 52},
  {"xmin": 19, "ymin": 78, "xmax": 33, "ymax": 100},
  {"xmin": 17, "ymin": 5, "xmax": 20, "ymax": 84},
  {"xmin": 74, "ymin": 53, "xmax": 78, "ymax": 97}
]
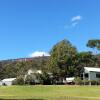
[
  {"xmin": 27, "ymin": 69, "xmax": 42, "ymax": 75},
  {"xmin": 65, "ymin": 77, "xmax": 75, "ymax": 84},
  {"xmin": 83, "ymin": 67, "xmax": 100, "ymax": 81},
  {"xmin": 0, "ymin": 81, "xmax": 2, "ymax": 86},
  {"xmin": 24, "ymin": 69, "xmax": 42, "ymax": 84},
  {"xmin": 1, "ymin": 78, "xmax": 16, "ymax": 86}
]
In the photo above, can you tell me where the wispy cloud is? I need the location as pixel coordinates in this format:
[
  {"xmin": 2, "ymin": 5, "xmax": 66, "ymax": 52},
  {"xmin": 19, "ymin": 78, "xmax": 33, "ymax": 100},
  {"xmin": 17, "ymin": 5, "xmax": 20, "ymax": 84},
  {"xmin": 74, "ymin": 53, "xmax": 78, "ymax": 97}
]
[
  {"xmin": 71, "ymin": 15, "xmax": 82, "ymax": 22},
  {"xmin": 29, "ymin": 51, "xmax": 50, "ymax": 57},
  {"xmin": 64, "ymin": 15, "xmax": 82, "ymax": 28}
]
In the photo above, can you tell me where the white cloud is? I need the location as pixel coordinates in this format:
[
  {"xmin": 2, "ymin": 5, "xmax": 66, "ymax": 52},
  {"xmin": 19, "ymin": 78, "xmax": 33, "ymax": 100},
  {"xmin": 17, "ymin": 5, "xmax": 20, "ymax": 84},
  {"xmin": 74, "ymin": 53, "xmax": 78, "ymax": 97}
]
[
  {"xmin": 71, "ymin": 15, "xmax": 82, "ymax": 22},
  {"xmin": 72, "ymin": 22, "xmax": 78, "ymax": 27},
  {"xmin": 64, "ymin": 22, "xmax": 78, "ymax": 29},
  {"xmin": 29, "ymin": 51, "xmax": 50, "ymax": 57},
  {"xmin": 64, "ymin": 15, "xmax": 82, "ymax": 29}
]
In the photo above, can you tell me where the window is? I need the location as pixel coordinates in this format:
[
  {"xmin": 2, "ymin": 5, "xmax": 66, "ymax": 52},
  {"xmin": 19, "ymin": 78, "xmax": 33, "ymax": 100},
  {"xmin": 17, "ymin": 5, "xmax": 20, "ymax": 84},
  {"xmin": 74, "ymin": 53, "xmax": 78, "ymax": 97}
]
[
  {"xmin": 85, "ymin": 73, "xmax": 88, "ymax": 78},
  {"xmin": 96, "ymin": 73, "xmax": 100, "ymax": 78}
]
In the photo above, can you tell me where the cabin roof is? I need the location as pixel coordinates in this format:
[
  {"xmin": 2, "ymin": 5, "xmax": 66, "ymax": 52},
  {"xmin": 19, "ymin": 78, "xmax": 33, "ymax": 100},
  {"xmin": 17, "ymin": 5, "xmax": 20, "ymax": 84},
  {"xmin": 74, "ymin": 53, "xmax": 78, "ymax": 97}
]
[
  {"xmin": 2, "ymin": 78, "xmax": 16, "ymax": 82},
  {"xmin": 84, "ymin": 67, "xmax": 100, "ymax": 73}
]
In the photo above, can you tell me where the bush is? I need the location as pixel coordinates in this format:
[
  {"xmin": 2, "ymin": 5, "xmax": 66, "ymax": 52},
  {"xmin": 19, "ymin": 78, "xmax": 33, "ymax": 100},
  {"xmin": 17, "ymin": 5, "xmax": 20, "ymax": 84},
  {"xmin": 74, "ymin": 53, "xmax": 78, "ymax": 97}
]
[
  {"xmin": 12, "ymin": 75, "xmax": 24, "ymax": 85},
  {"xmin": 82, "ymin": 80, "xmax": 89, "ymax": 85},
  {"xmin": 74, "ymin": 78, "xmax": 99, "ymax": 85},
  {"xmin": 90, "ymin": 80, "xmax": 97, "ymax": 85},
  {"xmin": 90, "ymin": 80, "xmax": 100, "ymax": 85},
  {"xmin": 40, "ymin": 72, "xmax": 53, "ymax": 85},
  {"xmin": 82, "ymin": 80, "xmax": 100, "ymax": 85},
  {"xmin": 25, "ymin": 73, "xmax": 43, "ymax": 85},
  {"xmin": 96, "ymin": 80, "xmax": 100, "ymax": 85},
  {"xmin": 74, "ymin": 77, "xmax": 82, "ymax": 85},
  {"xmin": 25, "ymin": 74, "xmax": 35, "ymax": 85}
]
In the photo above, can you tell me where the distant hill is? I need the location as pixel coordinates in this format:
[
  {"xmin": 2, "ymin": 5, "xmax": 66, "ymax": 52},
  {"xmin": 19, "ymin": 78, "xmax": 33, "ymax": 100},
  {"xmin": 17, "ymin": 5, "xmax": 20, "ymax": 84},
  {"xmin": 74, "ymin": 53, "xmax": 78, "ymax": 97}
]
[
  {"xmin": 0, "ymin": 54, "xmax": 99, "ymax": 80},
  {"xmin": 0, "ymin": 56, "xmax": 49, "ymax": 64},
  {"xmin": 0, "ymin": 56, "xmax": 49, "ymax": 79}
]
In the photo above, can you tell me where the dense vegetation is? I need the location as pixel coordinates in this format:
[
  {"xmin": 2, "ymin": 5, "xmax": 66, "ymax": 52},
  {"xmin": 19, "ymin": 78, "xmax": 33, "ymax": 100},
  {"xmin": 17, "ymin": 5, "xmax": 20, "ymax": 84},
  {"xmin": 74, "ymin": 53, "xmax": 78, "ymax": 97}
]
[
  {"xmin": 0, "ymin": 57, "xmax": 48, "ymax": 80},
  {"xmin": 0, "ymin": 39, "xmax": 100, "ymax": 84}
]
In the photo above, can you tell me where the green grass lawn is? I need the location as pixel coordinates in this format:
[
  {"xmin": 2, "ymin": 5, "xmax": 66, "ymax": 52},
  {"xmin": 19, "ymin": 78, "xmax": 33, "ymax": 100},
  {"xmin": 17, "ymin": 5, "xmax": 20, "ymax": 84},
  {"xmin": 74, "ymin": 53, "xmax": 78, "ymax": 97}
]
[{"xmin": 0, "ymin": 85, "xmax": 100, "ymax": 100}]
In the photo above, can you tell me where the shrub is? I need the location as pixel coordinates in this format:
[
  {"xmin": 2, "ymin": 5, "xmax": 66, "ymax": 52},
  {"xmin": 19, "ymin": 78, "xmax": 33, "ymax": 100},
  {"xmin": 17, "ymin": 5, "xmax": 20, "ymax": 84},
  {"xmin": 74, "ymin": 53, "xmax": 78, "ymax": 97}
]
[
  {"xmin": 82, "ymin": 80, "xmax": 89, "ymax": 85},
  {"xmin": 74, "ymin": 77, "xmax": 82, "ymax": 85},
  {"xmin": 83, "ymin": 80, "xmax": 100, "ymax": 85},
  {"xmin": 96, "ymin": 80, "xmax": 100, "ymax": 85},
  {"xmin": 90, "ymin": 80, "xmax": 96, "ymax": 85},
  {"xmin": 25, "ymin": 74, "xmax": 35, "ymax": 85},
  {"xmin": 25, "ymin": 73, "xmax": 43, "ymax": 85},
  {"xmin": 12, "ymin": 75, "xmax": 24, "ymax": 85},
  {"xmin": 40, "ymin": 72, "xmax": 53, "ymax": 85}
]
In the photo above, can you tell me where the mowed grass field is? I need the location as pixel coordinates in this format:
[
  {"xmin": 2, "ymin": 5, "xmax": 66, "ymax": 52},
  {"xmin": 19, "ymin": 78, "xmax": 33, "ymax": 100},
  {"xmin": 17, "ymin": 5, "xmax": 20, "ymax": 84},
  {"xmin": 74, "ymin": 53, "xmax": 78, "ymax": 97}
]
[{"xmin": 0, "ymin": 85, "xmax": 100, "ymax": 100}]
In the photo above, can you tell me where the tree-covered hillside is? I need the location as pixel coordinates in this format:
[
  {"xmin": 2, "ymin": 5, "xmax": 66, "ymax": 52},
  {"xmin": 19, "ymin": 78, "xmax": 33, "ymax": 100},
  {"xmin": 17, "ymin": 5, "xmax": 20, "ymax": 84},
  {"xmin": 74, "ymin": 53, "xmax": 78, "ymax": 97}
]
[
  {"xmin": 0, "ymin": 39, "xmax": 100, "ymax": 84},
  {"xmin": 0, "ymin": 56, "xmax": 49, "ymax": 80}
]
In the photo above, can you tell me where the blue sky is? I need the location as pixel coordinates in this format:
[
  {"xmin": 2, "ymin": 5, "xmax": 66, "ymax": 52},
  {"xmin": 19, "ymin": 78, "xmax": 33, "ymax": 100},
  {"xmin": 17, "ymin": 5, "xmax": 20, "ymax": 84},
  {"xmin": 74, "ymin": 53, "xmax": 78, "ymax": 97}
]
[{"xmin": 0, "ymin": 0, "xmax": 100, "ymax": 60}]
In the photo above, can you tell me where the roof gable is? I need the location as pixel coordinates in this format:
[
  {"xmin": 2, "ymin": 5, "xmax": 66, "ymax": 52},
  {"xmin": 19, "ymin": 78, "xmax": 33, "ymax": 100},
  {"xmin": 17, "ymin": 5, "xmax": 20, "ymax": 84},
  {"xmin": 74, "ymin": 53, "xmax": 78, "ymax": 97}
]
[{"xmin": 84, "ymin": 67, "xmax": 100, "ymax": 73}]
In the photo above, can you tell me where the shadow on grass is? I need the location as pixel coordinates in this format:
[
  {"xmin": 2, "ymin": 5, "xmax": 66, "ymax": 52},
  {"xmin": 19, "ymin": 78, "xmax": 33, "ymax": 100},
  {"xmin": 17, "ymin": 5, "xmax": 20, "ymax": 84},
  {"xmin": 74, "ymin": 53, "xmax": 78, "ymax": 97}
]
[{"xmin": 0, "ymin": 98, "xmax": 45, "ymax": 100}]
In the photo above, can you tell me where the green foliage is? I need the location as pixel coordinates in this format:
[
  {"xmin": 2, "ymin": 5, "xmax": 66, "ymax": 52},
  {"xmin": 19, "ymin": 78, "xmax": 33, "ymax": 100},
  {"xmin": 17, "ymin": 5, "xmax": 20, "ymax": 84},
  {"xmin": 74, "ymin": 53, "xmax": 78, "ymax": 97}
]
[
  {"xmin": 0, "ymin": 39, "xmax": 100, "ymax": 86},
  {"xmin": 74, "ymin": 79, "xmax": 100, "ymax": 85},
  {"xmin": 74, "ymin": 77, "xmax": 82, "ymax": 85},
  {"xmin": 75, "ymin": 51, "xmax": 98, "ymax": 77},
  {"xmin": 0, "ymin": 56, "xmax": 48, "ymax": 80},
  {"xmin": 40, "ymin": 72, "xmax": 53, "ymax": 85},
  {"xmin": 87, "ymin": 39, "xmax": 100, "ymax": 51},
  {"xmin": 12, "ymin": 75, "xmax": 24, "ymax": 85},
  {"xmin": 25, "ymin": 73, "xmax": 42, "ymax": 85},
  {"xmin": 47, "ymin": 39, "xmax": 77, "ymax": 81},
  {"xmin": 77, "ymin": 51, "xmax": 97, "ymax": 66},
  {"xmin": 0, "ymin": 63, "xmax": 19, "ymax": 79},
  {"xmin": 25, "ymin": 74, "xmax": 34, "ymax": 84},
  {"xmin": 83, "ymin": 80, "xmax": 100, "ymax": 85},
  {"xmin": 96, "ymin": 80, "xmax": 100, "ymax": 85},
  {"xmin": 82, "ymin": 80, "xmax": 90, "ymax": 85}
]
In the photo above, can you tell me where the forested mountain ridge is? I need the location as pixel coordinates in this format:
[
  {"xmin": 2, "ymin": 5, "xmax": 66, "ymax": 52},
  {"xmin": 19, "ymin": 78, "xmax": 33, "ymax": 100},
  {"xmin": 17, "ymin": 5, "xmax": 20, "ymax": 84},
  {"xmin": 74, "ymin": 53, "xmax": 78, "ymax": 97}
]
[
  {"xmin": 0, "ymin": 39, "xmax": 100, "ymax": 82},
  {"xmin": 0, "ymin": 56, "xmax": 49, "ymax": 80},
  {"xmin": 0, "ymin": 54, "xmax": 99, "ymax": 80}
]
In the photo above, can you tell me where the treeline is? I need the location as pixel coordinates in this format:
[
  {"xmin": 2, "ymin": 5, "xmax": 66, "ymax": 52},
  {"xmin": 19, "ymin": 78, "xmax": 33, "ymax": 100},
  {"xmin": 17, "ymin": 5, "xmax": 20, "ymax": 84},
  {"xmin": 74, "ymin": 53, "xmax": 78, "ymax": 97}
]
[
  {"xmin": 0, "ymin": 39, "xmax": 100, "ymax": 84},
  {"xmin": 45, "ymin": 39, "xmax": 100, "ymax": 83},
  {"xmin": 0, "ymin": 56, "xmax": 48, "ymax": 80}
]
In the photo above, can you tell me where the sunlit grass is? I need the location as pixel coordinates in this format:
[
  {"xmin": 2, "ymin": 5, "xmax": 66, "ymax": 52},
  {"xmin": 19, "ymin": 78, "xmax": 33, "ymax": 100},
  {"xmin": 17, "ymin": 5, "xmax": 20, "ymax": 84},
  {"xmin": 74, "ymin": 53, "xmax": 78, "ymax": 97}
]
[{"xmin": 0, "ymin": 85, "xmax": 100, "ymax": 100}]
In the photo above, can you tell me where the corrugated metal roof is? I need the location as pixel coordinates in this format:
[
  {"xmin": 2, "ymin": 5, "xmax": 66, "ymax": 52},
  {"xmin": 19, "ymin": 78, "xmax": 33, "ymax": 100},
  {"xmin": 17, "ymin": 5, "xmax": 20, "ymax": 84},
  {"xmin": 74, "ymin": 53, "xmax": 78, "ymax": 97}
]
[
  {"xmin": 66, "ymin": 77, "xmax": 74, "ymax": 82},
  {"xmin": 84, "ymin": 67, "xmax": 100, "ymax": 73},
  {"xmin": 2, "ymin": 78, "xmax": 16, "ymax": 82},
  {"xmin": 27, "ymin": 69, "xmax": 42, "ymax": 75}
]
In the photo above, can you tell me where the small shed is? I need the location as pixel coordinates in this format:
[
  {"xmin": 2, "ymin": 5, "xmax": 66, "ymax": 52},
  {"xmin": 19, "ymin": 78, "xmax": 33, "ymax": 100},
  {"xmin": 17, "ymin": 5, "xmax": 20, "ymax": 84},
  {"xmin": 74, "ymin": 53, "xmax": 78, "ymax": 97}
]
[
  {"xmin": 83, "ymin": 67, "xmax": 100, "ymax": 81},
  {"xmin": 66, "ymin": 77, "xmax": 75, "ymax": 83},
  {"xmin": 27, "ymin": 69, "xmax": 42, "ymax": 75},
  {"xmin": 0, "ymin": 81, "xmax": 2, "ymax": 86},
  {"xmin": 24, "ymin": 69, "xmax": 42, "ymax": 84},
  {"xmin": 2, "ymin": 78, "xmax": 16, "ymax": 86}
]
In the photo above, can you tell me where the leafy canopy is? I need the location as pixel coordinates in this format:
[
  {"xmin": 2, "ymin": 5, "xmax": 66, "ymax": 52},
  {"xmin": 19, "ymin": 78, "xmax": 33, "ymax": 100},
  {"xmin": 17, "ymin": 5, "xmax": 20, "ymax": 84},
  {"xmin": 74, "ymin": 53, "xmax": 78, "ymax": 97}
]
[{"xmin": 47, "ymin": 39, "xmax": 77, "ymax": 78}]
